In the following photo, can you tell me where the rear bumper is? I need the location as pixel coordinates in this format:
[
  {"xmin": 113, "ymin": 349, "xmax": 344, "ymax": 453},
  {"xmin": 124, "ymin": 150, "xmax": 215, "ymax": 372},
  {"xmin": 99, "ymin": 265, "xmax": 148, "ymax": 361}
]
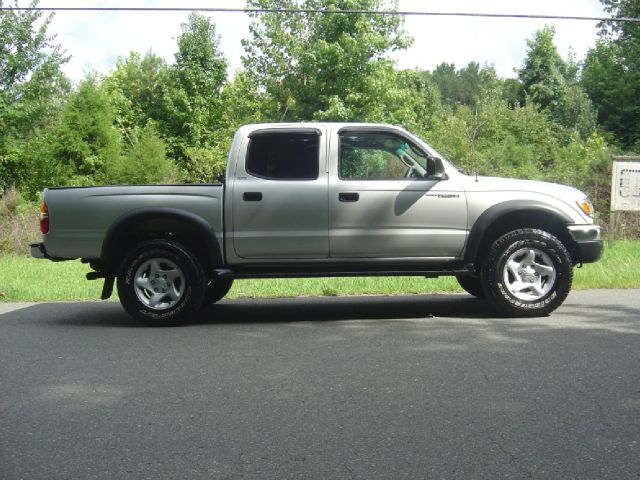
[
  {"xmin": 30, "ymin": 242, "xmax": 46, "ymax": 259},
  {"xmin": 30, "ymin": 242, "xmax": 68, "ymax": 261}
]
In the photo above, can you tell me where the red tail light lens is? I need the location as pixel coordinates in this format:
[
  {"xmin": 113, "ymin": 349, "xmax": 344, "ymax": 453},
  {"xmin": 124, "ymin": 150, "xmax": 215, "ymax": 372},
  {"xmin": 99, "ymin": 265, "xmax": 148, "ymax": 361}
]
[{"xmin": 39, "ymin": 202, "xmax": 49, "ymax": 234}]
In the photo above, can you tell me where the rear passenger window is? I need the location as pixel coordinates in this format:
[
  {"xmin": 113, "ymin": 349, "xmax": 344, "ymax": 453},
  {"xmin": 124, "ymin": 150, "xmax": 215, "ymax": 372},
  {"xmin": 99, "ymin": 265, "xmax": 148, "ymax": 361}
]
[{"xmin": 246, "ymin": 132, "xmax": 319, "ymax": 180}]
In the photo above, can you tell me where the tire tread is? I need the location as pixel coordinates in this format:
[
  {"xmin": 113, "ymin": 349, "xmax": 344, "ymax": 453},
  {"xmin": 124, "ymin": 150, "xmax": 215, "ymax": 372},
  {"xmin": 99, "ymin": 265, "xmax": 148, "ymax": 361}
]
[
  {"xmin": 480, "ymin": 228, "xmax": 573, "ymax": 317},
  {"xmin": 117, "ymin": 239, "xmax": 206, "ymax": 326}
]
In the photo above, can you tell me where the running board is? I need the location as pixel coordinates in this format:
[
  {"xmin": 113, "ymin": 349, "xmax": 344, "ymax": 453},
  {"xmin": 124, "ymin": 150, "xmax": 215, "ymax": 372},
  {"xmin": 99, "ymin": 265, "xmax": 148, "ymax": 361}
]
[{"xmin": 215, "ymin": 264, "xmax": 473, "ymax": 280}]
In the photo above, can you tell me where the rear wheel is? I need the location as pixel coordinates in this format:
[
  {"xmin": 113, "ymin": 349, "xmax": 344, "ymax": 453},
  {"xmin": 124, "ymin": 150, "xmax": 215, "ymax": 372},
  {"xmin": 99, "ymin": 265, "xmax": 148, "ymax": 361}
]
[
  {"xmin": 456, "ymin": 275, "xmax": 486, "ymax": 298},
  {"xmin": 117, "ymin": 239, "xmax": 206, "ymax": 326},
  {"xmin": 480, "ymin": 228, "xmax": 573, "ymax": 317}
]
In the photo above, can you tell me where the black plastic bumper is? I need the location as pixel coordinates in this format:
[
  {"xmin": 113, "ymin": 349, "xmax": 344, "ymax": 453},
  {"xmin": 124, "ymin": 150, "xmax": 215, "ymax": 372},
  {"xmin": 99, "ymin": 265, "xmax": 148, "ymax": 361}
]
[
  {"xmin": 30, "ymin": 242, "xmax": 47, "ymax": 259},
  {"xmin": 574, "ymin": 240, "xmax": 603, "ymax": 264},
  {"xmin": 29, "ymin": 243, "xmax": 68, "ymax": 262}
]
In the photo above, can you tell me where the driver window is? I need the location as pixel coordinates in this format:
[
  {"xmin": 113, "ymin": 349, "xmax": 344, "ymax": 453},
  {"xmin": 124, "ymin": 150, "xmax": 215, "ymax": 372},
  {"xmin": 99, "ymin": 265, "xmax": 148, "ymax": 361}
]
[{"xmin": 339, "ymin": 131, "xmax": 429, "ymax": 180}]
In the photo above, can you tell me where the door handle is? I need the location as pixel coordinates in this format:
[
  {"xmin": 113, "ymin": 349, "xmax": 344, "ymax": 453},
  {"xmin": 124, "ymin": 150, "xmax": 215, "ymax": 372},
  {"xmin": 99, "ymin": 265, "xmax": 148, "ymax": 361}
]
[
  {"xmin": 339, "ymin": 192, "xmax": 359, "ymax": 202},
  {"xmin": 243, "ymin": 192, "xmax": 262, "ymax": 202}
]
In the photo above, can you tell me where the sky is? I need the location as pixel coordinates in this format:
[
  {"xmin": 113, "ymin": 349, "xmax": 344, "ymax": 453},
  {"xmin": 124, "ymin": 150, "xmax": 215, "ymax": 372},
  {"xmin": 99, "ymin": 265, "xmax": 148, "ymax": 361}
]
[{"xmin": 29, "ymin": 0, "xmax": 608, "ymax": 82}]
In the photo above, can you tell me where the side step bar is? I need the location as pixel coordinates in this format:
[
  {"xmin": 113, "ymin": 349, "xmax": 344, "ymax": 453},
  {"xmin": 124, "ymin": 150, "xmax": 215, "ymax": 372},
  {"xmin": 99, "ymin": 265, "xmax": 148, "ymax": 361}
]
[{"xmin": 215, "ymin": 264, "xmax": 473, "ymax": 280}]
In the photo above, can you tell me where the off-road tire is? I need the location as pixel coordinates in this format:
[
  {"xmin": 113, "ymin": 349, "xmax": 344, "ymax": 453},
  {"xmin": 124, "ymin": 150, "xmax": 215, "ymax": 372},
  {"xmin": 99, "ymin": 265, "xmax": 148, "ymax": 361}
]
[
  {"xmin": 480, "ymin": 228, "xmax": 573, "ymax": 317},
  {"xmin": 117, "ymin": 239, "xmax": 206, "ymax": 326}
]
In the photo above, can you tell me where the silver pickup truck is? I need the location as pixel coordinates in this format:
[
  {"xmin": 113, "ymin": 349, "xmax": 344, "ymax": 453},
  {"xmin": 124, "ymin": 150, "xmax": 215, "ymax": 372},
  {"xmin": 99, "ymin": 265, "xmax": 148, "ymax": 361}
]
[{"xmin": 31, "ymin": 123, "xmax": 602, "ymax": 325}]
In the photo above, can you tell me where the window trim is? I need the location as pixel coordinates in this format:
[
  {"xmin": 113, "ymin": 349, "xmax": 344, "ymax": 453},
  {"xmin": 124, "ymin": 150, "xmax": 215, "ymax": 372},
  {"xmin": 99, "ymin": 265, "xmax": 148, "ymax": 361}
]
[{"xmin": 249, "ymin": 127, "xmax": 323, "ymax": 138}]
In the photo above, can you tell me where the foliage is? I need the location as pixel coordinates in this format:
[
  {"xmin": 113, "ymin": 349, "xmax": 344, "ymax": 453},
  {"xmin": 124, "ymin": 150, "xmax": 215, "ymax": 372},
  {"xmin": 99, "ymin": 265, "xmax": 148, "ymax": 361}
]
[
  {"xmin": 219, "ymin": 71, "xmax": 270, "ymax": 129},
  {"xmin": 242, "ymin": 0, "xmax": 411, "ymax": 121},
  {"xmin": 428, "ymin": 100, "xmax": 557, "ymax": 179},
  {"xmin": 517, "ymin": 26, "xmax": 566, "ymax": 111},
  {"xmin": 51, "ymin": 75, "xmax": 122, "ymax": 184},
  {"xmin": 597, "ymin": 0, "xmax": 640, "ymax": 40},
  {"xmin": 0, "ymin": 187, "xmax": 39, "ymax": 255},
  {"xmin": 580, "ymin": 0, "xmax": 640, "ymax": 148},
  {"xmin": 103, "ymin": 51, "xmax": 171, "ymax": 134},
  {"xmin": 555, "ymin": 84, "xmax": 597, "ymax": 140},
  {"xmin": 101, "ymin": 122, "xmax": 176, "ymax": 185},
  {"xmin": 6, "ymin": 132, "xmax": 73, "ymax": 195},
  {"xmin": 0, "ymin": 0, "xmax": 69, "ymax": 192},
  {"xmin": 0, "ymin": 0, "xmax": 637, "ymax": 239},
  {"xmin": 428, "ymin": 62, "xmax": 501, "ymax": 109},
  {"xmin": 516, "ymin": 26, "xmax": 597, "ymax": 140},
  {"xmin": 163, "ymin": 12, "xmax": 228, "ymax": 165},
  {"xmin": 183, "ymin": 143, "xmax": 228, "ymax": 184},
  {"xmin": 389, "ymin": 68, "xmax": 442, "ymax": 133},
  {"xmin": 501, "ymin": 78, "xmax": 525, "ymax": 108},
  {"xmin": 423, "ymin": 95, "xmax": 609, "ymax": 218},
  {"xmin": 0, "ymin": 1, "xmax": 69, "ymax": 133}
]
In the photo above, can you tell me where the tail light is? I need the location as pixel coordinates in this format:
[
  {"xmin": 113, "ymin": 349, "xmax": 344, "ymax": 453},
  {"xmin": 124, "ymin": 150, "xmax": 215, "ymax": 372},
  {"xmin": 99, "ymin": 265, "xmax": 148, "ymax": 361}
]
[{"xmin": 39, "ymin": 202, "xmax": 49, "ymax": 234}]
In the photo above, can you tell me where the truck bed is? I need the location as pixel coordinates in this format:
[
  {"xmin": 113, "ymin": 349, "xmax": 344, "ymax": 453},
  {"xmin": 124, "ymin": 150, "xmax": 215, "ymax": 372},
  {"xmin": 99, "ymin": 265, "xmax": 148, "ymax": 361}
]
[{"xmin": 42, "ymin": 184, "xmax": 224, "ymax": 260}]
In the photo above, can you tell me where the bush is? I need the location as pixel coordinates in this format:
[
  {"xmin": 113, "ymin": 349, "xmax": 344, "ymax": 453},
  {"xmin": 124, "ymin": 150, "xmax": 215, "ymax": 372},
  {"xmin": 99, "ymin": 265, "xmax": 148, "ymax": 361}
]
[
  {"xmin": 100, "ymin": 123, "xmax": 177, "ymax": 185},
  {"xmin": 0, "ymin": 187, "xmax": 40, "ymax": 256},
  {"xmin": 183, "ymin": 142, "xmax": 228, "ymax": 183}
]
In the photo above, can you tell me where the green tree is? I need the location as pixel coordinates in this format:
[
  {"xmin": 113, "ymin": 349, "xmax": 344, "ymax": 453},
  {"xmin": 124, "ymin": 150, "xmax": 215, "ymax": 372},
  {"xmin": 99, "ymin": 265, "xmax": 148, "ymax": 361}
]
[
  {"xmin": 242, "ymin": 0, "xmax": 411, "ymax": 121},
  {"xmin": 429, "ymin": 62, "xmax": 500, "ymax": 109},
  {"xmin": 429, "ymin": 63, "xmax": 458, "ymax": 108},
  {"xmin": 51, "ymin": 75, "xmax": 121, "ymax": 184},
  {"xmin": 598, "ymin": 0, "xmax": 640, "ymax": 40},
  {"xmin": 458, "ymin": 62, "xmax": 500, "ymax": 107},
  {"xmin": 103, "ymin": 51, "xmax": 171, "ymax": 134},
  {"xmin": 582, "ymin": 0, "xmax": 640, "ymax": 148},
  {"xmin": 500, "ymin": 78, "xmax": 525, "ymax": 108},
  {"xmin": 0, "ymin": 0, "xmax": 69, "ymax": 192},
  {"xmin": 101, "ymin": 121, "xmax": 175, "ymax": 185},
  {"xmin": 517, "ymin": 26, "xmax": 596, "ymax": 139},
  {"xmin": 517, "ymin": 26, "xmax": 567, "ymax": 112},
  {"xmin": 555, "ymin": 84, "xmax": 597, "ymax": 140},
  {"xmin": 164, "ymin": 12, "xmax": 228, "ymax": 164},
  {"xmin": 220, "ymin": 71, "xmax": 270, "ymax": 129}
]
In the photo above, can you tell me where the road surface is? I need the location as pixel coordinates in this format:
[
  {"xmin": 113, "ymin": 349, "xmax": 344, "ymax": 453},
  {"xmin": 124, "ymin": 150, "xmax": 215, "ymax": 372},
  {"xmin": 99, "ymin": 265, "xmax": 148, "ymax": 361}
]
[{"xmin": 1, "ymin": 290, "xmax": 639, "ymax": 479}]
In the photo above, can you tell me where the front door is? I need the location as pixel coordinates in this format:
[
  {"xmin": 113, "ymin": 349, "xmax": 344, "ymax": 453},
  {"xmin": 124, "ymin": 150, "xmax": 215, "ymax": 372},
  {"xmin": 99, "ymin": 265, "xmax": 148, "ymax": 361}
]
[{"xmin": 329, "ymin": 128, "xmax": 467, "ymax": 259}]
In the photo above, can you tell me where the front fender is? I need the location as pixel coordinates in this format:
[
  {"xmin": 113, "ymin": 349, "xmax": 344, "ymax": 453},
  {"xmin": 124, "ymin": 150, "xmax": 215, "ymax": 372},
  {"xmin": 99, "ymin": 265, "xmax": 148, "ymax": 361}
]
[{"xmin": 463, "ymin": 200, "xmax": 573, "ymax": 264}]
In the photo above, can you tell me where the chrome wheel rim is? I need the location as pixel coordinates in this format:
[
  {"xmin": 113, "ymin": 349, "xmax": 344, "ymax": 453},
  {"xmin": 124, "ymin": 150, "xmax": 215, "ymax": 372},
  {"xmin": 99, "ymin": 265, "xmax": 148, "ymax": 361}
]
[
  {"xmin": 133, "ymin": 258, "xmax": 185, "ymax": 310},
  {"xmin": 503, "ymin": 248, "xmax": 556, "ymax": 302}
]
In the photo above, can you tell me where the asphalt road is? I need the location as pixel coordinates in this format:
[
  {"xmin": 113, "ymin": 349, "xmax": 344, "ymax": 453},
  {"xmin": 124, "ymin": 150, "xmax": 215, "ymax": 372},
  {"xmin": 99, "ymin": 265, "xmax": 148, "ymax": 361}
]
[{"xmin": 1, "ymin": 290, "xmax": 639, "ymax": 480}]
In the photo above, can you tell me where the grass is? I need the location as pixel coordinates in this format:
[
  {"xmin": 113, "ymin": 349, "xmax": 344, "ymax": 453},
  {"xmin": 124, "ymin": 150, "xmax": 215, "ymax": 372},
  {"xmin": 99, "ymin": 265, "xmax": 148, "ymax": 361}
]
[
  {"xmin": 571, "ymin": 240, "xmax": 640, "ymax": 289},
  {"xmin": 0, "ymin": 241, "xmax": 638, "ymax": 302}
]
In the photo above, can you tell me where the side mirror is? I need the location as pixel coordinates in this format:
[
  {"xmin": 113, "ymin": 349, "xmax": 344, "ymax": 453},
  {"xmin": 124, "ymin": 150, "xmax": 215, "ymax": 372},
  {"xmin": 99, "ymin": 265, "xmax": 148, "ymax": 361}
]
[{"xmin": 427, "ymin": 157, "xmax": 448, "ymax": 180}]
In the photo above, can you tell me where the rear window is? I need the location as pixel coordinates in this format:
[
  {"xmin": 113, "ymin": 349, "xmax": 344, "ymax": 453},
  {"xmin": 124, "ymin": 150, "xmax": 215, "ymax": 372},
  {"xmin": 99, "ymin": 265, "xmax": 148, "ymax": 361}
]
[{"xmin": 246, "ymin": 132, "xmax": 319, "ymax": 180}]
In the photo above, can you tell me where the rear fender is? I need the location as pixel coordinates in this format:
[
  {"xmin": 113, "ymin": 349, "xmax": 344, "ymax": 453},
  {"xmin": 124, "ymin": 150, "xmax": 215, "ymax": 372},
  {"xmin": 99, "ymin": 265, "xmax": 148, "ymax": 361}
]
[{"xmin": 100, "ymin": 207, "xmax": 223, "ymax": 275}]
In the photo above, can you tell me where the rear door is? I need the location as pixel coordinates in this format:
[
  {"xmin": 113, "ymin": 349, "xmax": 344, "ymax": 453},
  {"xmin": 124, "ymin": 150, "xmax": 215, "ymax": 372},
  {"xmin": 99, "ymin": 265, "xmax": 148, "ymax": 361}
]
[{"xmin": 230, "ymin": 127, "xmax": 329, "ymax": 259}]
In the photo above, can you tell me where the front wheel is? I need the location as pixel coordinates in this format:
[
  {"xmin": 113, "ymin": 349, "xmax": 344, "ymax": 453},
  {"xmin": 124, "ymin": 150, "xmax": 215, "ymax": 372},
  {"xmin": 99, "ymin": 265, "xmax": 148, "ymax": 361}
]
[
  {"xmin": 480, "ymin": 228, "xmax": 573, "ymax": 317},
  {"xmin": 117, "ymin": 239, "xmax": 206, "ymax": 326}
]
